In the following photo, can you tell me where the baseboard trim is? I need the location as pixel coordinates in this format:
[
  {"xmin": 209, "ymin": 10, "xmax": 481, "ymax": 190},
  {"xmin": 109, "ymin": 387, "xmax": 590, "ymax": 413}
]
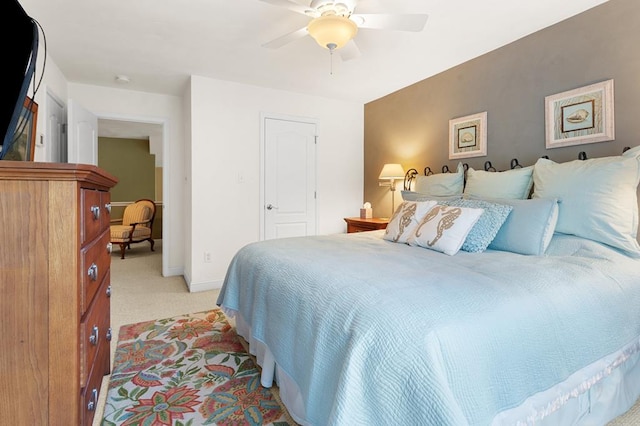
[
  {"xmin": 164, "ymin": 266, "xmax": 184, "ymax": 277},
  {"xmin": 189, "ymin": 279, "xmax": 224, "ymax": 293}
]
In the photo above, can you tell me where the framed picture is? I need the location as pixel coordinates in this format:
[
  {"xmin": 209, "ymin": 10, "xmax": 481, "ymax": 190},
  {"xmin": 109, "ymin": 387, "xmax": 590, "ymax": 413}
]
[
  {"xmin": 449, "ymin": 111, "xmax": 487, "ymax": 159},
  {"xmin": 545, "ymin": 79, "xmax": 614, "ymax": 149},
  {"xmin": 1, "ymin": 96, "xmax": 38, "ymax": 161}
]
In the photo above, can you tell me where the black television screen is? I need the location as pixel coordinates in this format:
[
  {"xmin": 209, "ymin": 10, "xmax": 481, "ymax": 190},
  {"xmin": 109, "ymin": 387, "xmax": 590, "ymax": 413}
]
[{"xmin": 0, "ymin": 0, "xmax": 38, "ymax": 160}]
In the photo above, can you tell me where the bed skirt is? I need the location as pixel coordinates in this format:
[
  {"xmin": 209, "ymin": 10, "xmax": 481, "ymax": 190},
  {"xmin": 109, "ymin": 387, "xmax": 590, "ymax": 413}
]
[{"xmin": 225, "ymin": 307, "xmax": 640, "ymax": 426}]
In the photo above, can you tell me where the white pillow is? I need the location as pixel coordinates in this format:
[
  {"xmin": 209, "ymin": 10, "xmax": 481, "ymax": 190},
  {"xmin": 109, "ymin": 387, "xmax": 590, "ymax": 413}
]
[
  {"xmin": 413, "ymin": 162, "xmax": 464, "ymax": 197},
  {"xmin": 408, "ymin": 205, "xmax": 484, "ymax": 255},
  {"xmin": 383, "ymin": 200, "xmax": 437, "ymax": 244},
  {"xmin": 532, "ymin": 156, "xmax": 640, "ymax": 257},
  {"xmin": 463, "ymin": 166, "xmax": 534, "ymax": 200}
]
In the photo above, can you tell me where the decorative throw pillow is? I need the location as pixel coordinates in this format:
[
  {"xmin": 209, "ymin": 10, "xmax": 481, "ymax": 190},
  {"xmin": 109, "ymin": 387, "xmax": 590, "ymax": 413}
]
[
  {"xmin": 412, "ymin": 162, "xmax": 465, "ymax": 197},
  {"xmin": 408, "ymin": 205, "xmax": 484, "ymax": 255},
  {"xmin": 463, "ymin": 166, "xmax": 534, "ymax": 200},
  {"xmin": 441, "ymin": 198, "xmax": 513, "ymax": 252},
  {"xmin": 383, "ymin": 200, "xmax": 437, "ymax": 244},
  {"xmin": 532, "ymin": 156, "xmax": 640, "ymax": 257},
  {"xmin": 482, "ymin": 197, "xmax": 559, "ymax": 255}
]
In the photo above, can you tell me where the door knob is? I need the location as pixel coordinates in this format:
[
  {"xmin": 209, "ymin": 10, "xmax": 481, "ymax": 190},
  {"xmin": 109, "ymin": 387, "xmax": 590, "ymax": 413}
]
[{"xmin": 266, "ymin": 204, "xmax": 279, "ymax": 210}]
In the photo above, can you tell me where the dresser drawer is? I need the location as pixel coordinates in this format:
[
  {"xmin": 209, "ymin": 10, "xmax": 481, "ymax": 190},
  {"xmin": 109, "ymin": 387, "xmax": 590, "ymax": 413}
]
[
  {"xmin": 81, "ymin": 189, "xmax": 102, "ymax": 244},
  {"xmin": 80, "ymin": 279, "xmax": 111, "ymax": 386},
  {"xmin": 80, "ymin": 340, "xmax": 110, "ymax": 426},
  {"xmin": 101, "ymin": 190, "xmax": 111, "ymax": 229},
  {"xmin": 81, "ymin": 229, "xmax": 111, "ymax": 314}
]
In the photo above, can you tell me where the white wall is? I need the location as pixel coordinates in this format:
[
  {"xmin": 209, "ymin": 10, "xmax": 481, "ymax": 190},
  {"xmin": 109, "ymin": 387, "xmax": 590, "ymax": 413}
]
[
  {"xmin": 67, "ymin": 83, "xmax": 186, "ymax": 277},
  {"xmin": 186, "ymin": 75, "xmax": 364, "ymax": 291},
  {"xmin": 32, "ymin": 53, "xmax": 363, "ymax": 292},
  {"xmin": 32, "ymin": 53, "xmax": 68, "ymax": 163}
]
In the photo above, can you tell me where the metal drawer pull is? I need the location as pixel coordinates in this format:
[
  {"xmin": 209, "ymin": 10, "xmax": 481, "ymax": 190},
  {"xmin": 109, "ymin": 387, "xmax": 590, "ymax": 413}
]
[
  {"xmin": 106, "ymin": 327, "xmax": 112, "ymax": 341},
  {"xmin": 89, "ymin": 325, "xmax": 99, "ymax": 345},
  {"xmin": 90, "ymin": 205, "xmax": 100, "ymax": 220},
  {"xmin": 87, "ymin": 388, "xmax": 98, "ymax": 411},
  {"xmin": 105, "ymin": 202, "xmax": 111, "ymax": 214},
  {"xmin": 106, "ymin": 285, "xmax": 111, "ymax": 297},
  {"xmin": 107, "ymin": 242, "xmax": 112, "ymax": 253},
  {"xmin": 87, "ymin": 263, "xmax": 98, "ymax": 281}
]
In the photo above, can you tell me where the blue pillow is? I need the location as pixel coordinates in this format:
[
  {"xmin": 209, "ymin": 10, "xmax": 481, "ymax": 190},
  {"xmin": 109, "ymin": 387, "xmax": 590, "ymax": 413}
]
[
  {"xmin": 481, "ymin": 197, "xmax": 559, "ymax": 255},
  {"xmin": 401, "ymin": 191, "xmax": 462, "ymax": 202},
  {"xmin": 463, "ymin": 166, "xmax": 534, "ymax": 200},
  {"xmin": 412, "ymin": 162, "xmax": 464, "ymax": 197},
  {"xmin": 533, "ymin": 156, "xmax": 640, "ymax": 257},
  {"xmin": 441, "ymin": 198, "xmax": 512, "ymax": 252}
]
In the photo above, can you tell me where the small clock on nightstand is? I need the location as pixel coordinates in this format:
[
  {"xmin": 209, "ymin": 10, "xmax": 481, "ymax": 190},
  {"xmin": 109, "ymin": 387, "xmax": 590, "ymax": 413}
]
[{"xmin": 344, "ymin": 217, "xmax": 390, "ymax": 233}]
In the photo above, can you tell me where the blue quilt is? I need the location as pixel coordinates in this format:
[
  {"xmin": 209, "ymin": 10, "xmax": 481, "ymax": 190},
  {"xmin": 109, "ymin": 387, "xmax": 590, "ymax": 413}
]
[{"xmin": 217, "ymin": 231, "xmax": 640, "ymax": 425}]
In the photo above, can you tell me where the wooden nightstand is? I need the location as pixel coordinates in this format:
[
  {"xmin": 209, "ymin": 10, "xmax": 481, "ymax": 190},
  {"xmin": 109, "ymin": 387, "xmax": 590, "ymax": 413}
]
[{"xmin": 344, "ymin": 217, "xmax": 390, "ymax": 233}]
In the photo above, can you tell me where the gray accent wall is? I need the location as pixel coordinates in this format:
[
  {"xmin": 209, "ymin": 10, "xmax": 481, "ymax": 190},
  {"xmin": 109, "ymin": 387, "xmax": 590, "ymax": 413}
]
[{"xmin": 364, "ymin": 0, "xmax": 639, "ymax": 218}]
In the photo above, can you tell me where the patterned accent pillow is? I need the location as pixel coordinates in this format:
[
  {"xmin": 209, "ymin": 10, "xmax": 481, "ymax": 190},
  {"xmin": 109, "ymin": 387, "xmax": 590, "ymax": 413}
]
[
  {"xmin": 441, "ymin": 199, "xmax": 513, "ymax": 252},
  {"xmin": 383, "ymin": 200, "xmax": 437, "ymax": 244},
  {"xmin": 408, "ymin": 205, "xmax": 484, "ymax": 255}
]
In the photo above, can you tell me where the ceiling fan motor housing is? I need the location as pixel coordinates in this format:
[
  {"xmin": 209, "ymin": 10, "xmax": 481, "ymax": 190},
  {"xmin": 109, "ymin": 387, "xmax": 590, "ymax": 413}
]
[{"xmin": 308, "ymin": 0, "xmax": 356, "ymax": 17}]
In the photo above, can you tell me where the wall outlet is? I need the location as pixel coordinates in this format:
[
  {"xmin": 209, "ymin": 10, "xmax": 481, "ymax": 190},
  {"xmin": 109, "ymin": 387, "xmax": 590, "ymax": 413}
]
[{"xmin": 204, "ymin": 251, "xmax": 212, "ymax": 263}]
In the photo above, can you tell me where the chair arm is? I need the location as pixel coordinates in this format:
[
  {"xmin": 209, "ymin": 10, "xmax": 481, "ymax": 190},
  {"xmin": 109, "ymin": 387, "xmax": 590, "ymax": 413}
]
[{"xmin": 129, "ymin": 220, "xmax": 151, "ymax": 227}]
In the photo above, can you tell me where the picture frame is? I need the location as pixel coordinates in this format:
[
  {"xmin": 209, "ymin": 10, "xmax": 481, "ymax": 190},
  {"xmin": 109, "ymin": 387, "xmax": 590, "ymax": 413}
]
[
  {"xmin": 544, "ymin": 79, "xmax": 614, "ymax": 149},
  {"xmin": 449, "ymin": 111, "xmax": 487, "ymax": 159},
  {"xmin": 1, "ymin": 96, "xmax": 38, "ymax": 161}
]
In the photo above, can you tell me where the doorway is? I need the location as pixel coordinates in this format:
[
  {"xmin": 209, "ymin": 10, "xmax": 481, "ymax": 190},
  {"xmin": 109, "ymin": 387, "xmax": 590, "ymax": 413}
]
[
  {"xmin": 98, "ymin": 118, "xmax": 167, "ymax": 275},
  {"xmin": 44, "ymin": 94, "xmax": 170, "ymax": 276}
]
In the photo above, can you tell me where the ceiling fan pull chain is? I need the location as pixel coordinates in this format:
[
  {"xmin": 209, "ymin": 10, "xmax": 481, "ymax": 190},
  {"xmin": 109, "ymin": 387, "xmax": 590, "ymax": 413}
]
[
  {"xmin": 330, "ymin": 50, "xmax": 333, "ymax": 75},
  {"xmin": 328, "ymin": 42, "xmax": 336, "ymax": 75}
]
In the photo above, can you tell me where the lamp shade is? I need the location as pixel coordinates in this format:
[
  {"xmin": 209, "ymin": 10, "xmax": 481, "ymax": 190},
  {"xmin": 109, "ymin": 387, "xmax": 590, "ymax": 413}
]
[
  {"xmin": 379, "ymin": 163, "xmax": 405, "ymax": 180},
  {"xmin": 307, "ymin": 15, "xmax": 358, "ymax": 50}
]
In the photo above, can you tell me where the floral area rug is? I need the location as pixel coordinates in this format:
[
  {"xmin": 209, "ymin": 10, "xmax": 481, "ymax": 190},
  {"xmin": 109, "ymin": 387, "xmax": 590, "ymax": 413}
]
[{"xmin": 102, "ymin": 309, "xmax": 296, "ymax": 426}]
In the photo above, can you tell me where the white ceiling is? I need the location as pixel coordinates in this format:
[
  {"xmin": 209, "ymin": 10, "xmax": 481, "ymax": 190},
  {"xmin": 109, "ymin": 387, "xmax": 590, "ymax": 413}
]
[{"xmin": 20, "ymin": 0, "xmax": 608, "ymax": 106}]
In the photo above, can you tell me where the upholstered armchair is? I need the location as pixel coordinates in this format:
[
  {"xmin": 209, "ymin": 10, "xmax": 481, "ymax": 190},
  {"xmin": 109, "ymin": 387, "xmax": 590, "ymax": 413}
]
[{"xmin": 110, "ymin": 199, "xmax": 156, "ymax": 259}]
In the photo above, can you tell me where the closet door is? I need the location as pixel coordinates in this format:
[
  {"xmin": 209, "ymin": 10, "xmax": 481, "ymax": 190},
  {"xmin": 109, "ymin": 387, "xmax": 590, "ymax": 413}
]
[{"xmin": 263, "ymin": 116, "xmax": 317, "ymax": 240}]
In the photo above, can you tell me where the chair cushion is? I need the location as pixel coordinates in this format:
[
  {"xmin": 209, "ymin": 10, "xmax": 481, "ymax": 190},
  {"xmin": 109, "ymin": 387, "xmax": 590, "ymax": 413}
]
[
  {"xmin": 123, "ymin": 204, "xmax": 152, "ymax": 226},
  {"xmin": 110, "ymin": 225, "xmax": 152, "ymax": 242}
]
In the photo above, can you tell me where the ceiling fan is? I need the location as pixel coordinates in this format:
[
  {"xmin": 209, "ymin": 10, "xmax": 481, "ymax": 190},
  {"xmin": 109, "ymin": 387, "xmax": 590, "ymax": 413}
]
[{"xmin": 260, "ymin": 0, "xmax": 428, "ymax": 61}]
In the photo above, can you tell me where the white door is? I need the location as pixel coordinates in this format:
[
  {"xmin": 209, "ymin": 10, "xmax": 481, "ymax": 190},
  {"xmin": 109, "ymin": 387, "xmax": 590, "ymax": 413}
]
[
  {"xmin": 46, "ymin": 92, "xmax": 66, "ymax": 162},
  {"xmin": 263, "ymin": 117, "xmax": 317, "ymax": 240},
  {"xmin": 67, "ymin": 99, "xmax": 98, "ymax": 165}
]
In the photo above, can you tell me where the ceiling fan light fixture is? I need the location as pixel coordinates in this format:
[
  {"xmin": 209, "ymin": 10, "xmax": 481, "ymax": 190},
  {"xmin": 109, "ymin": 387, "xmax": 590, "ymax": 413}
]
[{"xmin": 307, "ymin": 15, "xmax": 357, "ymax": 50}]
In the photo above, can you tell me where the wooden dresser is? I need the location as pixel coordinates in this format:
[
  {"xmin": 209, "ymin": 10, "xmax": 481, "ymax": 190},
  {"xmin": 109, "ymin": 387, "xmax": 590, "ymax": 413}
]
[{"xmin": 0, "ymin": 161, "xmax": 118, "ymax": 425}]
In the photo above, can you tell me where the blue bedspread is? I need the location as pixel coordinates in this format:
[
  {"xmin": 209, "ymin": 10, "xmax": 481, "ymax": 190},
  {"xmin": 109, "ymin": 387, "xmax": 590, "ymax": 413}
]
[{"xmin": 217, "ymin": 231, "xmax": 640, "ymax": 425}]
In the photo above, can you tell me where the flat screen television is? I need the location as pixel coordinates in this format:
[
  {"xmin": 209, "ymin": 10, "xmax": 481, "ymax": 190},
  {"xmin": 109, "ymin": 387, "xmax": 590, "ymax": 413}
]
[{"xmin": 0, "ymin": 0, "xmax": 38, "ymax": 160}]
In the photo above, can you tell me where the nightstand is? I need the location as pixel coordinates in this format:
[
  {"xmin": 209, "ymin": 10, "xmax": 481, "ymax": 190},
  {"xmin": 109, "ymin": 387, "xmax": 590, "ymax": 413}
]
[{"xmin": 344, "ymin": 217, "xmax": 390, "ymax": 233}]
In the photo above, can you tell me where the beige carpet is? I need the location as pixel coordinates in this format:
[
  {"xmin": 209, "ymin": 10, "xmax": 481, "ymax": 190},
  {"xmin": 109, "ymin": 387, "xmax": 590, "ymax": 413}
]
[{"xmin": 94, "ymin": 239, "xmax": 640, "ymax": 425}]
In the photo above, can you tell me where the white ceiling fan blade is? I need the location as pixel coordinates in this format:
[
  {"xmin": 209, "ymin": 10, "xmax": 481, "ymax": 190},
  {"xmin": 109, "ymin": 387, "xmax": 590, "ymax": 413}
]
[
  {"xmin": 339, "ymin": 39, "xmax": 361, "ymax": 61},
  {"xmin": 351, "ymin": 13, "xmax": 428, "ymax": 32},
  {"xmin": 262, "ymin": 27, "xmax": 309, "ymax": 49},
  {"xmin": 259, "ymin": 0, "xmax": 310, "ymax": 16}
]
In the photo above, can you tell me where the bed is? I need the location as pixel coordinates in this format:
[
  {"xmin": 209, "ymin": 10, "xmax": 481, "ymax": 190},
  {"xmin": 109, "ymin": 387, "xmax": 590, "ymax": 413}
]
[{"xmin": 217, "ymin": 148, "xmax": 640, "ymax": 425}]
